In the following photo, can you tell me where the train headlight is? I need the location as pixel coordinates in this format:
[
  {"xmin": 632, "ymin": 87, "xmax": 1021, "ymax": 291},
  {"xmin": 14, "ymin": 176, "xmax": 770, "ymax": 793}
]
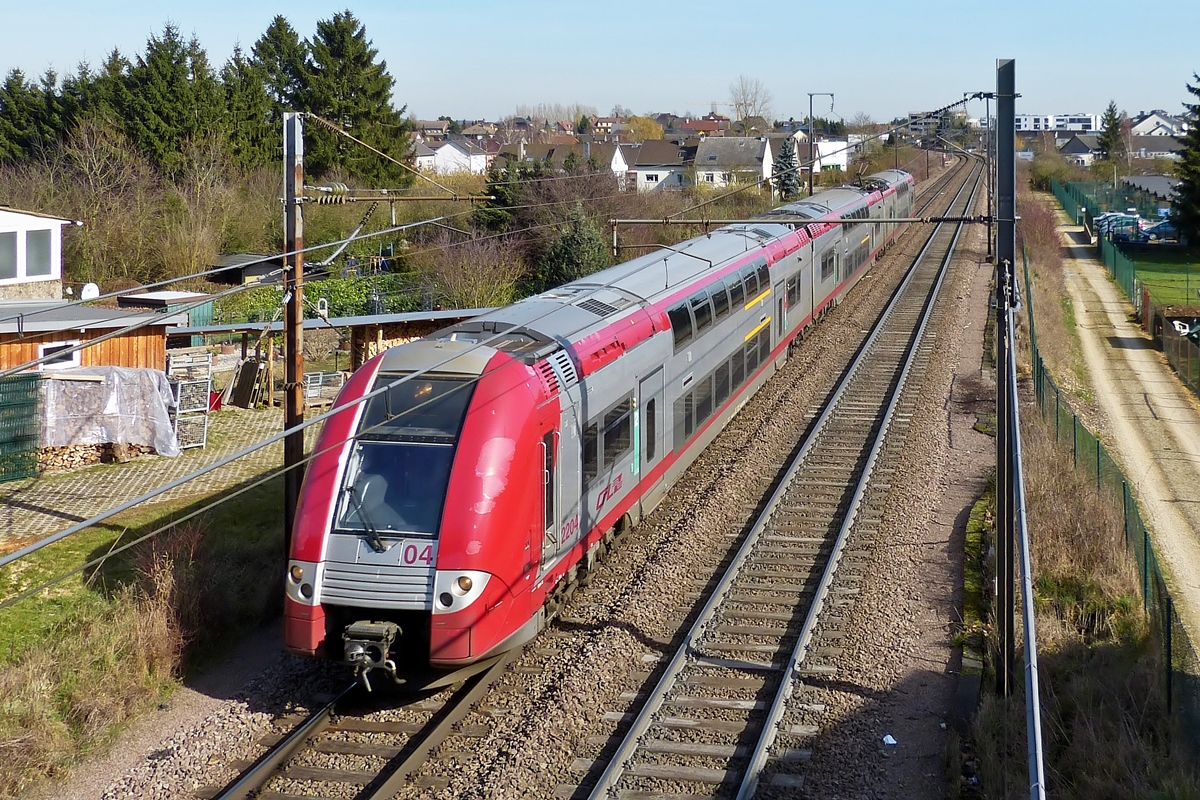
[
  {"xmin": 433, "ymin": 570, "xmax": 491, "ymax": 614},
  {"xmin": 286, "ymin": 560, "xmax": 322, "ymax": 606}
]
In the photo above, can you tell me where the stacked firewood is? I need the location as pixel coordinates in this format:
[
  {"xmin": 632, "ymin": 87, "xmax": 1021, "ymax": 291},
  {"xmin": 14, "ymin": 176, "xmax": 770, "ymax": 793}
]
[{"xmin": 38, "ymin": 443, "xmax": 157, "ymax": 472}]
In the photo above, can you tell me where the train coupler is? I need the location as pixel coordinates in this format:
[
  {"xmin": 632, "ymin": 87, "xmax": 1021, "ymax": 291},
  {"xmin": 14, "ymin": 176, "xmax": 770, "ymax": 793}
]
[{"xmin": 343, "ymin": 620, "xmax": 404, "ymax": 692}]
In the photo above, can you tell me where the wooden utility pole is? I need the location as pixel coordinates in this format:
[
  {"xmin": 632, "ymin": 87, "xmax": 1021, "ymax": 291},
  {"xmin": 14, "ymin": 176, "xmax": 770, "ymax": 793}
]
[{"xmin": 283, "ymin": 112, "xmax": 305, "ymax": 547}]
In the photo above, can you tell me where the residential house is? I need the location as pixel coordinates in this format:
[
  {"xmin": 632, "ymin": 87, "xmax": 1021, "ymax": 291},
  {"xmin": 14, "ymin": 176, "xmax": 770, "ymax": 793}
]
[
  {"xmin": 414, "ymin": 119, "xmax": 451, "ymax": 141},
  {"xmin": 1060, "ymin": 134, "xmax": 1184, "ymax": 165},
  {"xmin": 627, "ymin": 140, "xmax": 696, "ymax": 191},
  {"xmin": 0, "ymin": 207, "xmax": 75, "ymax": 302},
  {"xmin": 493, "ymin": 141, "xmax": 630, "ymax": 185},
  {"xmin": 430, "ymin": 139, "xmax": 489, "ymax": 174},
  {"xmin": 693, "ymin": 137, "xmax": 773, "ymax": 189},
  {"xmin": 413, "ymin": 141, "xmax": 438, "ymax": 172},
  {"xmin": 1130, "ymin": 110, "xmax": 1188, "ymax": 137}
]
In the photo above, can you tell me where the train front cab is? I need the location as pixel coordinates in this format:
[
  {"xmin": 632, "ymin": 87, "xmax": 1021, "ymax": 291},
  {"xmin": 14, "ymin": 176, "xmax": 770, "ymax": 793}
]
[{"xmin": 284, "ymin": 341, "xmax": 551, "ymax": 685}]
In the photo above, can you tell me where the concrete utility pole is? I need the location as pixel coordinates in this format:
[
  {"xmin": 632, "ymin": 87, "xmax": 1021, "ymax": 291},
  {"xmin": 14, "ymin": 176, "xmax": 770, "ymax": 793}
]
[
  {"xmin": 283, "ymin": 112, "xmax": 305, "ymax": 548},
  {"xmin": 994, "ymin": 58, "xmax": 1016, "ymax": 699}
]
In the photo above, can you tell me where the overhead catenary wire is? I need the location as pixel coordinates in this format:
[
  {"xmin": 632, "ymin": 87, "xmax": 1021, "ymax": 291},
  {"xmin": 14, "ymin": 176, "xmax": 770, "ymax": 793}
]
[
  {"xmin": 0, "ymin": 162, "xmax": 929, "ymax": 605},
  {"xmin": 0, "ymin": 238, "xmax": 702, "ymax": 577},
  {"xmin": 0, "ymin": 129, "xmax": 944, "ymax": 578}
]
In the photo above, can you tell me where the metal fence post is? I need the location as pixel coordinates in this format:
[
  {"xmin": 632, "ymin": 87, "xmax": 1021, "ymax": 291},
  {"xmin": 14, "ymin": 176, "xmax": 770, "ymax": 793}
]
[
  {"xmin": 1145, "ymin": 527, "xmax": 1151, "ymax": 613},
  {"xmin": 1055, "ymin": 390, "xmax": 1060, "ymax": 441},
  {"xmin": 1122, "ymin": 480, "xmax": 1130, "ymax": 548},
  {"xmin": 1166, "ymin": 597, "xmax": 1174, "ymax": 714}
]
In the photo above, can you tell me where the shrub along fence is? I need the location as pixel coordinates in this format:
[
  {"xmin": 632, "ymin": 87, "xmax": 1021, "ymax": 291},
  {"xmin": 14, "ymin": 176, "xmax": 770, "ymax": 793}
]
[{"xmin": 1022, "ymin": 247, "xmax": 1200, "ymax": 761}]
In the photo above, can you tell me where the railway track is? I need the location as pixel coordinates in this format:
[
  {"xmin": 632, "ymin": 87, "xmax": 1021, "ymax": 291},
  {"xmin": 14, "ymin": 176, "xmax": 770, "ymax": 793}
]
[
  {"xmin": 568, "ymin": 159, "xmax": 984, "ymax": 800},
  {"xmin": 199, "ymin": 652, "xmax": 513, "ymax": 800}
]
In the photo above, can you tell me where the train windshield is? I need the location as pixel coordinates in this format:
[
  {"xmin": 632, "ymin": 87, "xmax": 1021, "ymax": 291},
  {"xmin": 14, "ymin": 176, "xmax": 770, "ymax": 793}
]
[{"xmin": 334, "ymin": 374, "xmax": 476, "ymax": 537}]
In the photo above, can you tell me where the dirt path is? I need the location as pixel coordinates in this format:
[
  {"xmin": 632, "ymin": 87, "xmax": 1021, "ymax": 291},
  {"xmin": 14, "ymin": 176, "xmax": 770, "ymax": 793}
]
[{"xmin": 1058, "ymin": 220, "xmax": 1200, "ymax": 641}]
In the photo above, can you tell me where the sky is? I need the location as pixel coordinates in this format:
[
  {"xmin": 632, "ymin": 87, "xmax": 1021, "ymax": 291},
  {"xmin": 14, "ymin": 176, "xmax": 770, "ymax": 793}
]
[{"xmin": 2, "ymin": 0, "xmax": 1197, "ymax": 126}]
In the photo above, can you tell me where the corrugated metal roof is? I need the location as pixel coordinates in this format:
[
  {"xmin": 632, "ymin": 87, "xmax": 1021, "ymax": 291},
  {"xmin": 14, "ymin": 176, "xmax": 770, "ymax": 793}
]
[{"xmin": 0, "ymin": 301, "xmax": 188, "ymax": 334}]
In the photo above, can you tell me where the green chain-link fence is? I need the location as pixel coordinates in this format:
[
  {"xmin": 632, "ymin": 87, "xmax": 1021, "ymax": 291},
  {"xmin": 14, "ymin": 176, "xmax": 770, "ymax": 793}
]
[
  {"xmin": 0, "ymin": 374, "xmax": 42, "ymax": 483},
  {"xmin": 1022, "ymin": 247, "xmax": 1200, "ymax": 760}
]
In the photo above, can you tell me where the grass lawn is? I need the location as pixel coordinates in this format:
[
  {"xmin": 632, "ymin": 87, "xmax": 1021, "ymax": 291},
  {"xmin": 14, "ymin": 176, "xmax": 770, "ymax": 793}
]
[
  {"xmin": 1132, "ymin": 249, "xmax": 1200, "ymax": 307},
  {"xmin": 0, "ymin": 475, "xmax": 285, "ymax": 666}
]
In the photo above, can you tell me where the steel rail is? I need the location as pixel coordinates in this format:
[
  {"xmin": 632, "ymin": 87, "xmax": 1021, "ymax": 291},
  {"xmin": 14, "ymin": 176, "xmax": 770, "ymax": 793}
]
[
  {"xmin": 585, "ymin": 160, "xmax": 981, "ymax": 800},
  {"xmin": 210, "ymin": 682, "xmax": 358, "ymax": 800},
  {"xmin": 736, "ymin": 163, "xmax": 984, "ymax": 799},
  {"xmin": 363, "ymin": 650, "xmax": 515, "ymax": 798}
]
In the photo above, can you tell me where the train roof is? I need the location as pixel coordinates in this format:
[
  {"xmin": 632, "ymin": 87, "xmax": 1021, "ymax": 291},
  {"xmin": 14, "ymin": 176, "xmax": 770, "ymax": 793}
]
[{"xmin": 431, "ymin": 168, "xmax": 911, "ymax": 365}]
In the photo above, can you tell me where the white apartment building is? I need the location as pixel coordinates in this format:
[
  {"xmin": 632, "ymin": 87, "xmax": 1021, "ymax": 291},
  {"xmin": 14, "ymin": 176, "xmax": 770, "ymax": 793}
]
[{"xmin": 1014, "ymin": 113, "xmax": 1100, "ymax": 132}]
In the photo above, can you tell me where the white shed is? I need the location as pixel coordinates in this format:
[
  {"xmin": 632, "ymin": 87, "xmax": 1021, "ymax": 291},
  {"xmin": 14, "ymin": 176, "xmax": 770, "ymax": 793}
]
[{"xmin": 0, "ymin": 207, "xmax": 74, "ymax": 301}]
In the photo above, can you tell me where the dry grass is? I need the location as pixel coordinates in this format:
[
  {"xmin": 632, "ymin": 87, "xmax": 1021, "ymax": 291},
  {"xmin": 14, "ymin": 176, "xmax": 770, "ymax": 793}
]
[
  {"xmin": 0, "ymin": 553, "xmax": 182, "ymax": 797},
  {"xmin": 969, "ymin": 393, "xmax": 1198, "ymax": 796}
]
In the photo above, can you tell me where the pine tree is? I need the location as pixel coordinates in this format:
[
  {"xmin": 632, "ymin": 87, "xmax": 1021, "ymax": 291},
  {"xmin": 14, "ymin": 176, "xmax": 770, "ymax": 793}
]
[
  {"xmin": 252, "ymin": 15, "xmax": 309, "ymax": 119},
  {"xmin": 772, "ymin": 137, "xmax": 801, "ymax": 200},
  {"xmin": 222, "ymin": 47, "xmax": 275, "ymax": 171},
  {"xmin": 0, "ymin": 70, "xmax": 43, "ymax": 160},
  {"xmin": 531, "ymin": 203, "xmax": 609, "ymax": 292},
  {"xmin": 1097, "ymin": 100, "xmax": 1125, "ymax": 162},
  {"xmin": 124, "ymin": 26, "xmax": 225, "ymax": 175},
  {"xmin": 1173, "ymin": 74, "xmax": 1200, "ymax": 245},
  {"xmin": 304, "ymin": 11, "xmax": 412, "ymax": 185}
]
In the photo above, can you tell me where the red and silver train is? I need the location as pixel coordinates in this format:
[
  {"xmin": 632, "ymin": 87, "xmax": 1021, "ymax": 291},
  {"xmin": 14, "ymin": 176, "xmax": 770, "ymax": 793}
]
[{"xmin": 285, "ymin": 170, "xmax": 915, "ymax": 687}]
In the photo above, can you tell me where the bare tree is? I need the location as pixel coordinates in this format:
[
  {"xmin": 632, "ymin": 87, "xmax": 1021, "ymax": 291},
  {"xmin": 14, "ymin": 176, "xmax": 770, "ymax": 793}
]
[
  {"xmin": 417, "ymin": 234, "xmax": 527, "ymax": 309},
  {"xmin": 729, "ymin": 76, "xmax": 773, "ymax": 132},
  {"xmin": 848, "ymin": 112, "xmax": 879, "ymax": 135}
]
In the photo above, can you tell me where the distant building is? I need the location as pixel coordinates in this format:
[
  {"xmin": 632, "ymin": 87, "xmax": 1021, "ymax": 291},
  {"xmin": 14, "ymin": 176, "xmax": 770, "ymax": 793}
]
[
  {"xmin": 694, "ymin": 137, "xmax": 773, "ymax": 188},
  {"xmin": 1130, "ymin": 110, "xmax": 1188, "ymax": 137},
  {"xmin": 1014, "ymin": 113, "xmax": 1099, "ymax": 133}
]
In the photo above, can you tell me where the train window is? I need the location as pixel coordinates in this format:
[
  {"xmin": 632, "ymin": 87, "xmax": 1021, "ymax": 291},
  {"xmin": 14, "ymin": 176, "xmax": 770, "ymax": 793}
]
[
  {"xmin": 645, "ymin": 398, "xmax": 656, "ymax": 463},
  {"xmin": 583, "ymin": 423, "xmax": 599, "ymax": 484},
  {"xmin": 715, "ymin": 362, "xmax": 730, "ymax": 406},
  {"xmin": 360, "ymin": 374, "xmax": 475, "ymax": 441},
  {"xmin": 711, "ymin": 284, "xmax": 730, "ymax": 321},
  {"xmin": 786, "ymin": 275, "xmax": 799, "ymax": 307},
  {"xmin": 759, "ymin": 329, "xmax": 771, "ymax": 363},
  {"xmin": 745, "ymin": 335, "xmax": 760, "ymax": 373},
  {"xmin": 668, "ymin": 304, "xmax": 693, "ymax": 350},
  {"xmin": 727, "ymin": 275, "xmax": 745, "ymax": 309},
  {"xmin": 683, "ymin": 392, "xmax": 695, "ymax": 438},
  {"xmin": 743, "ymin": 268, "xmax": 759, "ymax": 300},
  {"xmin": 695, "ymin": 375, "xmax": 714, "ymax": 426},
  {"xmin": 821, "ymin": 251, "xmax": 836, "ymax": 281},
  {"xmin": 335, "ymin": 441, "xmax": 456, "ymax": 535},
  {"xmin": 731, "ymin": 348, "xmax": 745, "ymax": 388},
  {"xmin": 690, "ymin": 293, "xmax": 713, "ymax": 334},
  {"xmin": 603, "ymin": 398, "xmax": 633, "ymax": 465},
  {"xmin": 757, "ymin": 262, "xmax": 770, "ymax": 291}
]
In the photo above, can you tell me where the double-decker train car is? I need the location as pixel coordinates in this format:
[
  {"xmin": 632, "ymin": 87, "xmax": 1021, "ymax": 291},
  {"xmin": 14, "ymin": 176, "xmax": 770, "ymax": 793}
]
[{"xmin": 285, "ymin": 169, "xmax": 915, "ymax": 687}]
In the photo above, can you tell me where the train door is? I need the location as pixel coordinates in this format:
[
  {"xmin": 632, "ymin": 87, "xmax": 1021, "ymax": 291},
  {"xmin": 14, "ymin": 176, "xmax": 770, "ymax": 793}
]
[
  {"xmin": 539, "ymin": 430, "xmax": 558, "ymax": 569},
  {"xmin": 541, "ymin": 386, "xmax": 583, "ymax": 572},
  {"xmin": 774, "ymin": 280, "xmax": 786, "ymax": 342},
  {"xmin": 638, "ymin": 368, "xmax": 667, "ymax": 515}
]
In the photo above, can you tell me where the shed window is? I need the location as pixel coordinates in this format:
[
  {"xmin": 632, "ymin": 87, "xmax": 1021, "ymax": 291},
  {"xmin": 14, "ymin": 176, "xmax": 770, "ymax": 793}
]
[
  {"xmin": 0, "ymin": 232, "xmax": 15, "ymax": 280},
  {"xmin": 26, "ymin": 230, "xmax": 51, "ymax": 276},
  {"xmin": 38, "ymin": 340, "xmax": 81, "ymax": 371}
]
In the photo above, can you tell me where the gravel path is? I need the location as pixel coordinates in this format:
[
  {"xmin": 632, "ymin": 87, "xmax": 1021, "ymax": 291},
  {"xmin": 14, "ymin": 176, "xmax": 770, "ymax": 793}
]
[{"xmin": 1057, "ymin": 221, "xmax": 1200, "ymax": 644}]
